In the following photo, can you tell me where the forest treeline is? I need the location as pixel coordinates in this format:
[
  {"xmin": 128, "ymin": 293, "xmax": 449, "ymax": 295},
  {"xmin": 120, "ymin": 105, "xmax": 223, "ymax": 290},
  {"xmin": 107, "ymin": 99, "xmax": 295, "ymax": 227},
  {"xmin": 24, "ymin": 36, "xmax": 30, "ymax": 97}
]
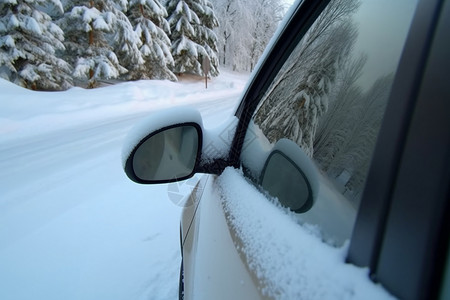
[{"xmin": 0, "ymin": 0, "xmax": 285, "ymax": 90}]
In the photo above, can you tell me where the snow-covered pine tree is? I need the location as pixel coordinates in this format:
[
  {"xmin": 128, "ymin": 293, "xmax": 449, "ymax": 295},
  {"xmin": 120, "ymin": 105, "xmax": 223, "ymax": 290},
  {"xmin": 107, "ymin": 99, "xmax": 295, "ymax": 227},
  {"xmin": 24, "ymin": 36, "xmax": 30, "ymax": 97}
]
[
  {"xmin": 127, "ymin": 0, "xmax": 176, "ymax": 80},
  {"xmin": 0, "ymin": 0, "xmax": 72, "ymax": 90},
  {"xmin": 58, "ymin": 0, "xmax": 128, "ymax": 88},
  {"xmin": 166, "ymin": 0, "xmax": 219, "ymax": 77},
  {"xmin": 106, "ymin": 0, "xmax": 145, "ymax": 80},
  {"xmin": 190, "ymin": 0, "xmax": 219, "ymax": 76}
]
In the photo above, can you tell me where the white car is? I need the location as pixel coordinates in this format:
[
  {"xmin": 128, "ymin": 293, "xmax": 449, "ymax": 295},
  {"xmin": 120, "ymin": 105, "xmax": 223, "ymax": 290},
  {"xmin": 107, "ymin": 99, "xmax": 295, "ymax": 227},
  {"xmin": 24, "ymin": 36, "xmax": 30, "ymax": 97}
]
[{"xmin": 123, "ymin": 0, "xmax": 450, "ymax": 299}]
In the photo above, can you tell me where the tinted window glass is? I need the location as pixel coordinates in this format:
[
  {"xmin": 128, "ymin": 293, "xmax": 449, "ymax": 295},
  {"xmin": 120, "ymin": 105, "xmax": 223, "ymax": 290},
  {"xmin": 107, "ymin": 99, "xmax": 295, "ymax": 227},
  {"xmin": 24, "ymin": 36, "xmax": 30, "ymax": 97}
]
[{"xmin": 241, "ymin": 0, "xmax": 418, "ymax": 245}]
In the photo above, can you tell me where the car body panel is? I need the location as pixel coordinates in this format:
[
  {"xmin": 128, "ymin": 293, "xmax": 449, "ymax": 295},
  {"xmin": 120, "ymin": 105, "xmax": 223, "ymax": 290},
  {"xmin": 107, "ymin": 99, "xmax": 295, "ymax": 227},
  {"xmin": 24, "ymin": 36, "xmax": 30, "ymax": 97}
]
[
  {"xmin": 122, "ymin": 0, "xmax": 450, "ymax": 298},
  {"xmin": 181, "ymin": 175, "xmax": 263, "ymax": 300}
]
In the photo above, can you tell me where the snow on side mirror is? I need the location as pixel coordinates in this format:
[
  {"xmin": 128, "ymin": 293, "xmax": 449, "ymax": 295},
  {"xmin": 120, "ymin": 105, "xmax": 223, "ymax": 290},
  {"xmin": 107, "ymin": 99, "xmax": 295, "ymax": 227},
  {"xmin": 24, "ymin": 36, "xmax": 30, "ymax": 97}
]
[
  {"xmin": 125, "ymin": 124, "xmax": 202, "ymax": 183},
  {"xmin": 122, "ymin": 107, "xmax": 203, "ymax": 184}
]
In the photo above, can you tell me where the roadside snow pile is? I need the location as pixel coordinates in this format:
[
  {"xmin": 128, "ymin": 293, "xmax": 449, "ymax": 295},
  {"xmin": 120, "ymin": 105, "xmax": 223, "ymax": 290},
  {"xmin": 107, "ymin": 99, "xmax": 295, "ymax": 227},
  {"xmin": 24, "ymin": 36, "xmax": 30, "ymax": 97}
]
[
  {"xmin": 0, "ymin": 70, "xmax": 247, "ymax": 143},
  {"xmin": 217, "ymin": 167, "xmax": 395, "ymax": 300}
]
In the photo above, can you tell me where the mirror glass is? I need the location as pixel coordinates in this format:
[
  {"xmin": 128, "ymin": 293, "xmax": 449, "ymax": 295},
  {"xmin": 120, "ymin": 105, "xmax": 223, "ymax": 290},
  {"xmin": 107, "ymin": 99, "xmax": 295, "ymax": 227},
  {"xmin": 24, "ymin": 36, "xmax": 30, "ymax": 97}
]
[
  {"xmin": 261, "ymin": 151, "xmax": 312, "ymax": 213},
  {"xmin": 132, "ymin": 125, "xmax": 199, "ymax": 181}
]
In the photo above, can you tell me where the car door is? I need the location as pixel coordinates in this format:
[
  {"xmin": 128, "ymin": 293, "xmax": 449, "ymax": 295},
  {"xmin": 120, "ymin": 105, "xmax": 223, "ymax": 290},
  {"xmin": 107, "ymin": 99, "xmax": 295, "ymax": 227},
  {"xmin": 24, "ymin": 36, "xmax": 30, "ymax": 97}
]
[
  {"xmin": 238, "ymin": 0, "xmax": 419, "ymax": 241},
  {"xmin": 227, "ymin": 0, "xmax": 449, "ymax": 298},
  {"xmin": 187, "ymin": 0, "xmax": 450, "ymax": 297},
  {"xmin": 224, "ymin": 0, "xmax": 422, "ymax": 297},
  {"xmin": 180, "ymin": 0, "xmax": 423, "ymax": 298},
  {"xmin": 123, "ymin": 0, "xmax": 449, "ymax": 298}
]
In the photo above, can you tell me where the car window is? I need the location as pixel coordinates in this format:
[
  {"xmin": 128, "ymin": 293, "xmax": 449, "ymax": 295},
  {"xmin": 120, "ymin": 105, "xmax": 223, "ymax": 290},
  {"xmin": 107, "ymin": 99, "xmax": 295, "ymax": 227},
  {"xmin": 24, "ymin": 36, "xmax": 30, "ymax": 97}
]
[{"xmin": 240, "ymin": 0, "xmax": 419, "ymax": 246}]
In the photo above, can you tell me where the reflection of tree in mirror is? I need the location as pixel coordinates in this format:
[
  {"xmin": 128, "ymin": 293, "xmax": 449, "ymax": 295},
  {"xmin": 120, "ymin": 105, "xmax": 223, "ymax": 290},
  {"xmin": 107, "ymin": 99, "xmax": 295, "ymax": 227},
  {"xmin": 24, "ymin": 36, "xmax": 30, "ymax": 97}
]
[{"xmin": 254, "ymin": 0, "xmax": 361, "ymax": 157}]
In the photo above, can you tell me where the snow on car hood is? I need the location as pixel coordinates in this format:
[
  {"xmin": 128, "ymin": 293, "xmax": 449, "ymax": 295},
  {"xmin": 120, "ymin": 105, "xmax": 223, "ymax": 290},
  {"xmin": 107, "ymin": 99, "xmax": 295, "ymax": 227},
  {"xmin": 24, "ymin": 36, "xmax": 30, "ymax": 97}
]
[{"xmin": 217, "ymin": 167, "xmax": 395, "ymax": 300}]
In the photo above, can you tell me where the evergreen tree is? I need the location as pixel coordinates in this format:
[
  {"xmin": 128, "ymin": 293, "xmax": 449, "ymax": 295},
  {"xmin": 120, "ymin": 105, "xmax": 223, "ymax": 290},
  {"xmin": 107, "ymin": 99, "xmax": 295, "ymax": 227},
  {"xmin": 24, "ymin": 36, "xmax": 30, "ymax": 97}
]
[
  {"xmin": 166, "ymin": 0, "xmax": 219, "ymax": 77},
  {"xmin": 58, "ymin": 0, "xmax": 128, "ymax": 88},
  {"xmin": 190, "ymin": 0, "xmax": 219, "ymax": 76},
  {"xmin": 108, "ymin": 1, "xmax": 144, "ymax": 79},
  {"xmin": 0, "ymin": 0, "xmax": 72, "ymax": 90},
  {"xmin": 127, "ymin": 0, "xmax": 176, "ymax": 80}
]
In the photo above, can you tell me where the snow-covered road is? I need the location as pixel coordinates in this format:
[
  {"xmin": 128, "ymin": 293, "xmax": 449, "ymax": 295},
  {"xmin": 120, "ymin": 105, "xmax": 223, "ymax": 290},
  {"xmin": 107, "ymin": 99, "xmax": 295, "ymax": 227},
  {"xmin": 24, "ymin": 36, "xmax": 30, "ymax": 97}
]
[{"xmin": 0, "ymin": 72, "xmax": 248, "ymax": 300}]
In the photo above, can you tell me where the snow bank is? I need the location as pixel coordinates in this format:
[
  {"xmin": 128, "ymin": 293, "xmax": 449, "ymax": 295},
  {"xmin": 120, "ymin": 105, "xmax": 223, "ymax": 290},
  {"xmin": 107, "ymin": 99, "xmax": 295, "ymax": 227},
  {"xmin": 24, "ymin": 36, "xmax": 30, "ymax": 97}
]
[
  {"xmin": 217, "ymin": 167, "xmax": 396, "ymax": 300},
  {"xmin": 0, "ymin": 70, "xmax": 248, "ymax": 143}
]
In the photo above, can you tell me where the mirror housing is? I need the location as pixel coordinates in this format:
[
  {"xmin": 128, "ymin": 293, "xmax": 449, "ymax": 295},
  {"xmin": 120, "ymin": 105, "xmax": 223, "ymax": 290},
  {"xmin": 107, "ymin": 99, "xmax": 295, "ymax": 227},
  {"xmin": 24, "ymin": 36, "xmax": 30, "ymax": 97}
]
[
  {"xmin": 122, "ymin": 106, "xmax": 245, "ymax": 184},
  {"xmin": 122, "ymin": 107, "xmax": 204, "ymax": 184},
  {"xmin": 124, "ymin": 123, "xmax": 202, "ymax": 184},
  {"xmin": 261, "ymin": 151, "xmax": 313, "ymax": 213},
  {"xmin": 122, "ymin": 106, "xmax": 239, "ymax": 184},
  {"xmin": 260, "ymin": 139, "xmax": 318, "ymax": 213}
]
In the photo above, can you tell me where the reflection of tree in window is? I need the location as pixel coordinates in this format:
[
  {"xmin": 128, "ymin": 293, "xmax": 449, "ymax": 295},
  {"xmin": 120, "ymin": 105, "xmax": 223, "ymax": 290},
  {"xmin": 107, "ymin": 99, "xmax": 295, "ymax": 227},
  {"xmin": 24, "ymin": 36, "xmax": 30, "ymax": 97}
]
[
  {"xmin": 314, "ymin": 74, "xmax": 394, "ymax": 202},
  {"xmin": 254, "ymin": 0, "xmax": 361, "ymax": 156},
  {"xmin": 252, "ymin": 0, "xmax": 401, "ymax": 205}
]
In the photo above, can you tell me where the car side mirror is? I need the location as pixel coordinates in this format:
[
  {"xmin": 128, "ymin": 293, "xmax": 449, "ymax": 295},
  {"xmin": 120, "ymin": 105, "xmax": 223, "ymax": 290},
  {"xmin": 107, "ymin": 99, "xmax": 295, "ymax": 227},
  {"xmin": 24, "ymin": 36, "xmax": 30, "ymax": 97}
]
[
  {"xmin": 124, "ymin": 124, "xmax": 202, "ymax": 184},
  {"xmin": 122, "ymin": 107, "xmax": 204, "ymax": 184},
  {"xmin": 260, "ymin": 139, "xmax": 317, "ymax": 213},
  {"xmin": 122, "ymin": 106, "xmax": 240, "ymax": 184}
]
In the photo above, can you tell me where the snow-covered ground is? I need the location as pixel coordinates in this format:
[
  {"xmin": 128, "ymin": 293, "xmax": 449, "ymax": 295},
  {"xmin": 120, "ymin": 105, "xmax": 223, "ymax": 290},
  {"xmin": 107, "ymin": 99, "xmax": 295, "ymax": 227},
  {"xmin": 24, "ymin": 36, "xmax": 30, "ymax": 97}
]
[{"xmin": 0, "ymin": 71, "xmax": 249, "ymax": 300}]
